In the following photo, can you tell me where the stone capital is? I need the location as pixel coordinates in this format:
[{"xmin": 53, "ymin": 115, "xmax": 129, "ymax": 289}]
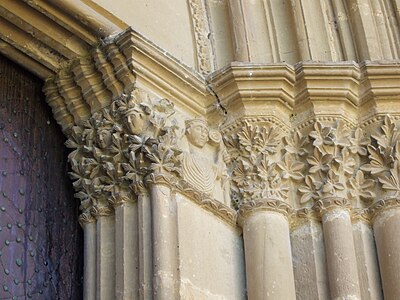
[
  {"xmin": 369, "ymin": 197, "xmax": 400, "ymax": 221},
  {"xmin": 238, "ymin": 198, "xmax": 293, "ymax": 227},
  {"xmin": 313, "ymin": 197, "xmax": 352, "ymax": 216}
]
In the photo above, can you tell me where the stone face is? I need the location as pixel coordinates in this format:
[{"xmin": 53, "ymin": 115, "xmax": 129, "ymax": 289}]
[{"xmin": 2, "ymin": 1, "xmax": 400, "ymax": 299}]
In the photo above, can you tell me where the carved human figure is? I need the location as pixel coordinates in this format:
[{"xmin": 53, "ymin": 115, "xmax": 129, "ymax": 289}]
[
  {"xmin": 96, "ymin": 127, "xmax": 112, "ymax": 149},
  {"xmin": 124, "ymin": 104, "xmax": 150, "ymax": 135},
  {"xmin": 181, "ymin": 118, "xmax": 231, "ymax": 206}
]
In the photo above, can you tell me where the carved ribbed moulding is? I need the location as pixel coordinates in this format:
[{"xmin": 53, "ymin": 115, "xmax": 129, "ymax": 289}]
[{"xmin": 224, "ymin": 116, "xmax": 400, "ymax": 225}]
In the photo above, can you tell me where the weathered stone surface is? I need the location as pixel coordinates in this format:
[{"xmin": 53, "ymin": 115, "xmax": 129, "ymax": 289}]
[{"xmin": 2, "ymin": 2, "xmax": 400, "ymax": 299}]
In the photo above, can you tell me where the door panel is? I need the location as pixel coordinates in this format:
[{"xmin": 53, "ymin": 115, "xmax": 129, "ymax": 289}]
[{"xmin": 0, "ymin": 55, "xmax": 83, "ymax": 300}]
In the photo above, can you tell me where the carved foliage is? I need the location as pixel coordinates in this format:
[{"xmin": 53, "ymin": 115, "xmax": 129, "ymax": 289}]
[
  {"xmin": 66, "ymin": 89, "xmax": 180, "ymax": 221},
  {"xmin": 296, "ymin": 120, "xmax": 373, "ymax": 206},
  {"xmin": 362, "ymin": 116, "xmax": 400, "ymax": 199},
  {"xmin": 225, "ymin": 121, "xmax": 286, "ymax": 205},
  {"xmin": 226, "ymin": 118, "xmax": 383, "ymax": 210}
]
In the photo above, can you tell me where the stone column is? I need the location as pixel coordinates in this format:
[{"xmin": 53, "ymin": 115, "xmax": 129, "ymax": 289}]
[
  {"xmin": 113, "ymin": 194, "xmax": 140, "ymax": 299},
  {"xmin": 315, "ymin": 198, "xmax": 361, "ymax": 300},
  {"xmin": 352, "ymin": 210, "xmax": 383, "ymax": 300},
  {"xmin": 93, "ymin": 206, "xmax": 116, "ymax": 300},
  {"xmin": 137, "ymin": 187, "xmax": 153, "ymax": 299},
  {"xmin": 239, "ymin": 199, "xmax": 296, "ymax": 300},
  {"xmin": 291, "ymin": 210, "xmax": 330, "ymax": 300},
  {"xmin": 372, "ymin": 200, "xmax": 400, "ymax": 300},
  {"xmin": 148, "ymin": 181, "xmax": 180, "ymax": 299},
  {"xmin": 80, "ymin": 215, "xmax": 97, "ymax": 300}
]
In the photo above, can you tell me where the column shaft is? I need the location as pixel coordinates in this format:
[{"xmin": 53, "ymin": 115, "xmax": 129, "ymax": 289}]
[
  {"xmin": 373, "ymin": 208, "xmax": 400, "ymax": 300},
  {"xmin": 243, "ymin": 211, "xmax": 296, "ymax": 300},
  {"xmin": 352, "ymin": 220, "xmax": 383, "ymax": 300},
  {"xmin": 96, "ymin": 215, "xmax": 116, "ymax": 300},
  {"xmin": 291, "ymin": 220, "xmax": 330, "ymax": 299},
  {"xmin": 150, "ymin": 184, "xmax": 180, "ymax": 299},
  {"xmin": 83, "ymin": 221, "xmax": 97, "ymax": 300},
  {"xmin": 138, "ymin": 192, "xmax": 153, "ymax": 299},
  {"xmin": 322, "ymin": 209, "xmax": 361, "ymax": 299},
  {"xmin": 115, "ymin": 203, "xmax": 139, "ymax": 299}
]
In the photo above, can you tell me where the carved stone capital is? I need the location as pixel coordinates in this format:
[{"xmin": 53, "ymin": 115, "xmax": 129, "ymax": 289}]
[
  {"xmin": 290, "ymin": 207, "xmax": 321, "ymax": 229},
  {"xmin": 90, "ymin": 205, "xmax": 114, "ymax": 218},
  {"xmin": 369, "ymin": 197, "xmax": 400, "ymax": 221},
  {"xmin": 144, "ymin": 172, "xmax": 177, "ymax": 188},
  {"xmin": 313, "ymin": 197, "xmax": 352, "ymax": 217},
  {"xmin": 109, "ymin": 191, "xmax": 137, "ymax": 207},
  {"xmin": 351, "ymin": 208, "xmax": 371, "ymax": 224},
  {"xmin": 79, "ymin": 212, "xmax": 97, "ymax": 226},
  {"xmin": 238, "ymin": 198, "xmax": 293, "ymax": 227},
  {"xmin": 62, "ymin": 86, "xmax": 235, "ymax": 226}
]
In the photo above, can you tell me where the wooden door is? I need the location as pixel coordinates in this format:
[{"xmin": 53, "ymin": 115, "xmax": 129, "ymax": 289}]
[{"xmin": 0, "ymin": 55, "xmax": 83, "ymax": 299}]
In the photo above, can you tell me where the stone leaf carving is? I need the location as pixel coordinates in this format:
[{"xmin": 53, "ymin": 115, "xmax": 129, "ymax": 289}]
[
  {"xmin": 188, "ymin": 0, "xmax": 213, "ymax": 74},
  {"xmin": 66, "ymin": 88, "xmax": 181, "ymax": 221},
  {"xmin": 225, "ymin": 118, "xmax": 383, "ymax": 210},
  {"xmin": 297, "ymin": 120, "xmax": 372, "ymax": 206},
  {"xmin": 225, "ymin": 121, "xmax": 286, "ymax": 206},
  {"xmin": 362, "ymin": 116, "xmax": 400, "ymax": 199},
  {"xmin": 66, "ymin": 87, "xmax": 233, "ymax": 223}
]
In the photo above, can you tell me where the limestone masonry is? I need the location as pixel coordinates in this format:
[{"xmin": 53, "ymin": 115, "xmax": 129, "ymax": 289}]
[{"xmin": 1, "ymin": 1, "xmax": 400, "ymax": 299}]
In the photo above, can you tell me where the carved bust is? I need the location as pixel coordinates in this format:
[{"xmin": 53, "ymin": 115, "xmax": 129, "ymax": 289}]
[
  {"xmin": 124, "ymin": 104, "xmax": 150, "ymax": 135},
  {"xmin": 96, "ymin": 127, "xmax": 112, "ymax": 149},
  {"xmin": 185, "ymin": 118, "xmax": 209, "ymax": 148},
  {"xmin": 181, "ymin": 118, "xmax": 231, "ymax": 206}
]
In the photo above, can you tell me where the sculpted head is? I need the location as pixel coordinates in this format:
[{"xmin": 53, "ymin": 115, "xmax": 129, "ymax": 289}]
[
  {"xmin": 124, "ymin": 105, "xmax": 148, "ymax": 135},
  {"xmin": 96, "ymin": 127, "xmax": 112, "ymax": 149},
  {"xmin": 185, "ymin": 118, "xmax": 209, "ymax": 148}
]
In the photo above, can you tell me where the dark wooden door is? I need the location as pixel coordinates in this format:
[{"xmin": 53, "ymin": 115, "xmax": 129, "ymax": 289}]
[{"xmin": 0, "ymin": 55, "xmax": 83, "ymax": 299}]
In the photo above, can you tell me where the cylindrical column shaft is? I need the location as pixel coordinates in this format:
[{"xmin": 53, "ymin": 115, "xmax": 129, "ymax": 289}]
[
  {"xmin": 115, "ymin": 202, "xmax": 139, "ymax": 299},
  {"xmin": 374, "ymin": 208, "xmax": 400, "ymax": 300},
  {"xmin": 138, "ymin": 191, "xmax": 153, "ymax": 299},
  {"xmin": 96, "ymin": 214, "xmax": 116, "ymax": 300},
  {"xmin": 83, "ymin": 221, "xmax": 97, "ymax": 300},
  {"xmin": 352, "ymin": 220, "xmax": 382, "ymax": 300},
  {"xmin": 322, "ymin": 209, "xmax": 361, "ymax": 299},
  {"xmin": 150, "ymin": 184, "xmax": 180, "ymax": 299},
  {"xmin": 242, "ymin": 211, "xmax": 296, "ymax": 300}
]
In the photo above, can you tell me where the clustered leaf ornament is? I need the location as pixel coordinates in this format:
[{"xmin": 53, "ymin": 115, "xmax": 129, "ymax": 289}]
[
  {"xmin": 66, "ymin": 88, "xmax": 182, "ymax": 223},
  {"xmin": 225, "ymin": 121, "xmax": 286, "ymax": 206},
  {"xmin": 279, "ymin": 130, "xmax": 307, "ymax": 204},
  {"xmin": 362, "ymin": 116, "xmax": 400, "ymax": 199},
  {"xmin": 297, "ymin": 120, "xmax": 373, "ymax": 207}
]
